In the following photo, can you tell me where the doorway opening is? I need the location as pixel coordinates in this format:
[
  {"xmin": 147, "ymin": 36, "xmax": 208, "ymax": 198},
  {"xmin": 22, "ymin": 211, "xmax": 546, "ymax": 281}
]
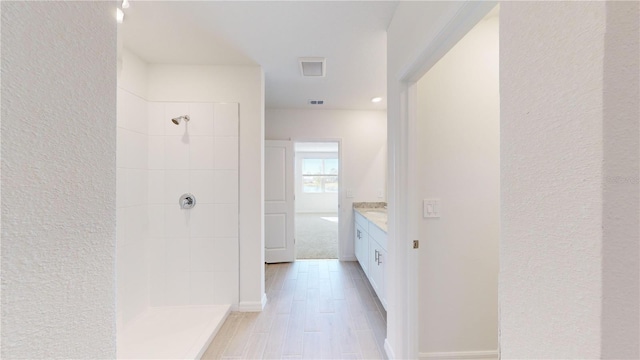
[
  {"xmin": 407, "ymin": 5, "xmax": 500, "ymax": 358},
  {"xmin": 294, "ymin": 142, "xmax": 340, "ymax": 259}
]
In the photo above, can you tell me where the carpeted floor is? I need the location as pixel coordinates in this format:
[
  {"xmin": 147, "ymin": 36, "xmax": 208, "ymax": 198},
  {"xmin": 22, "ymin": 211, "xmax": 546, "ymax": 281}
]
[{"xmin": 295, "ymin": 213, "xmax": 338, "ymax": 259}]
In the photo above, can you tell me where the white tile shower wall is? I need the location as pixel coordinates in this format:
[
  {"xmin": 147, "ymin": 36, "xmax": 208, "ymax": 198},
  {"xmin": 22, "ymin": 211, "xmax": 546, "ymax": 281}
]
[
  {"xmin": 147, "ymin": 102, "xmax": 239, "ymax": 307},
  {"xmin": 116, "ymin": 89, "xmax": 150, "ymax": 329}
]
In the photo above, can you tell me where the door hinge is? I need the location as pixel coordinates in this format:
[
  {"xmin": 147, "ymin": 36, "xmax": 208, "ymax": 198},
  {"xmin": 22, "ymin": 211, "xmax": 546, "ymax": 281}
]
[{"xmin": 413, "ymin": 240, "xmax": 419, "ymax": 249}]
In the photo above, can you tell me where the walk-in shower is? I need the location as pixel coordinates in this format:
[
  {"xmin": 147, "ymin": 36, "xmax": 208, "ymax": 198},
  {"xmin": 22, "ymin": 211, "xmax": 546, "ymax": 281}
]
[
  {"xmin": 171, "ymin": 114, "xmax": 190, "ymax": 125},
  {"xmin": 116, "ymin": 70, "xmax": 240, "ymax": 358}
]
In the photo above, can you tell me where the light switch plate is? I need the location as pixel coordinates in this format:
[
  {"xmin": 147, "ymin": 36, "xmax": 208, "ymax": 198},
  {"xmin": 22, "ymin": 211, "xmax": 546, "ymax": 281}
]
[
  {"xmin": 423, "ymin": 199, "xmax": 441, "ymax": 218},
  {"xmin": 346, "ymin": 189, "xmax": 354, "ymax": 198}
]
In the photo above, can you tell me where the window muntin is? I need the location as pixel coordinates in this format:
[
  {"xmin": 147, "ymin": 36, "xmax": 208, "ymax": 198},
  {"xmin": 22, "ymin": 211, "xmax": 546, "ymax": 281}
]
[{"xmin": 302, "ymin": 158, "xmax": 339, "ymax": 193}]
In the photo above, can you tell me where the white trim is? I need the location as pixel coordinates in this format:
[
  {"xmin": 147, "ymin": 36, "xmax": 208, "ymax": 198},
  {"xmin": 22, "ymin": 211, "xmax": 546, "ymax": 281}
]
[
  {"xmin": 399, "ymin": 1, "xmax": 498, "ymax": 83},
  {"xmin": 384, "ymin": 339, "xmax": 396, "ymax": 360},
  {"xmin": 341, "ymin": 255, "xmax": 357, "ymax": 262},
  {"xmin": 406, "ymin": 83, "xmax": 419, "ymax": 358},
  {"xmin": 238, "ymin": 293, "xmax": 267, "ymax": 312},
  {"xmin": 237, "ymin": 301, "xmax": 261, "ymax": 312},
  {"xmin": 291, "ymin": 138, "xmax": 344, "ymax": 261},
  {"xmin": 419, "ymin": 350, "xmax": 499, "ymax": 359}
]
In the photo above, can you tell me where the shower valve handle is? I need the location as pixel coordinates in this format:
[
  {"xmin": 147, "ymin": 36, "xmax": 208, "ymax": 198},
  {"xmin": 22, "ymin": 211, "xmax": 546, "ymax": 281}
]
[{"xmin": 179, "ymin": 193, "xmax": 196, "ymax": 209}]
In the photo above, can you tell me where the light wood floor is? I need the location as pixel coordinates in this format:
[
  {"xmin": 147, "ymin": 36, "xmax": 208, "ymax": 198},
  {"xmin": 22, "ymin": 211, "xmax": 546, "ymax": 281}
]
[{"xmin": 202, "ymin": 260, "xmax": 387, "ymax": 359}]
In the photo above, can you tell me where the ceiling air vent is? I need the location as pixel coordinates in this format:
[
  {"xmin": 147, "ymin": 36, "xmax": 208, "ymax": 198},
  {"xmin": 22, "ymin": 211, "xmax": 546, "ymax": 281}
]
[
  {"xmin": 308, "ymin": 100, "xmax": 324, "ymax": 105},
  {"xmin": 299, "ymin": 57, "xmax": 326, "ymax": 77}
]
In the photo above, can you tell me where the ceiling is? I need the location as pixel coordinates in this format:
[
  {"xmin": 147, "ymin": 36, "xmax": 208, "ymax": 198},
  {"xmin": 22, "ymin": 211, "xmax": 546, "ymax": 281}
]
[{"xmin": 119, "ymin": 1, "xmax": 398, "ymax": 111}]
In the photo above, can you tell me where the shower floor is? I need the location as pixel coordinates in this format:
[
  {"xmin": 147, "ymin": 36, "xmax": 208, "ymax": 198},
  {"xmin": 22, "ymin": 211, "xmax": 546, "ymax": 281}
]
[{"xmin": 118, "ymin": 305, "xmax": 231, "ymax": 359}]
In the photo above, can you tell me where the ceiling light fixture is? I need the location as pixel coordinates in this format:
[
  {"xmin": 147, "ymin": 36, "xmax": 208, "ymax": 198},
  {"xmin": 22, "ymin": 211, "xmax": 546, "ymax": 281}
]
[
  {"xmin": 299, "ymin": 57, "xmax": 326, "ymax": 77},
  {"xmin": 371, "ymin": 97, "xmax": 382, "ymax": 103},
  {"xmin": 122, "ymin": 0, "xmax": 130, "ymax": 9},
  {"xmin": 116, "ymin": 8, "xmax": 124, "ymax": 23}
]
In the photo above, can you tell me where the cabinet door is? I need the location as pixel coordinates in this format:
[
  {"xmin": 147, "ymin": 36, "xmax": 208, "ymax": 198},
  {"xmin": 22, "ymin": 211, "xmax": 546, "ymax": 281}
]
[
  {"xmin": 355, "ymin": 223, "xmax": 368, "ymax": 275},
  {"xmin": 377, "ymin": 247, "xmax": 387, "ymax": 310},
  {"xmin": 368, "ymin": 238, "xmax": 383, "ymax": 296}
]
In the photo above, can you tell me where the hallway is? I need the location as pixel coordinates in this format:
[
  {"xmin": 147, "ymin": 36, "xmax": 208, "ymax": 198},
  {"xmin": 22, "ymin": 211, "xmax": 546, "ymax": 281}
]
[{"xmin": 202, "ymin": 260, "xmax": 387, "ymax": 359}]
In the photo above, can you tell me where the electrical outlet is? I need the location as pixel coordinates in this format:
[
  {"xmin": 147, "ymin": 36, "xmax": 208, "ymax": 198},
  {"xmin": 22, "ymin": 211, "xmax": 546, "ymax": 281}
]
[
  {"xmin": 346, "ymin": 189, "xmax": 354, "ymax": 198},
  {"xmin": 377, "ymin": 189, "xmax": 383, "ymax": 198}
]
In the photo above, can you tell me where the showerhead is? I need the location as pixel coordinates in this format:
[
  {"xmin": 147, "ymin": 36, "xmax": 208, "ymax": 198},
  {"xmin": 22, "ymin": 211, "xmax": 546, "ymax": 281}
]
[{"xmin": 171, "ymin": 115, "xmax": 190, "ymax": 125}]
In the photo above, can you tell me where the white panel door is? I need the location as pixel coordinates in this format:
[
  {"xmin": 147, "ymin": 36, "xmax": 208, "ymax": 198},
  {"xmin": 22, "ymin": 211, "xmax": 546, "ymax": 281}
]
[{"xmin": 265, "ymin": 140, "xmax": 295, "ymax": 263}]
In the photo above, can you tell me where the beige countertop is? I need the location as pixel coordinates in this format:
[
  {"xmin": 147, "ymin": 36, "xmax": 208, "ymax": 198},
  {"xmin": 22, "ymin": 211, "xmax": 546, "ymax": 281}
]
[{"xmin": 353, "ymin": 202, "xmax": 388, "ymax": 233}]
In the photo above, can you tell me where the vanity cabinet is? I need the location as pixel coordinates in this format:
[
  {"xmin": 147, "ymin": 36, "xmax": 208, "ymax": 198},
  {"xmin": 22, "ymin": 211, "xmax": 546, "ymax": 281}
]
[
  {"xmin": 354, "ymin": 210, "xmax": 387, "ymax": 310},
  {"xmin": 367, "ymin": 224, "xmax": 387, "ymax": 308},
  {"xmin": 355, "ymin": 222, "xmax": 368, "ymax": 275}
]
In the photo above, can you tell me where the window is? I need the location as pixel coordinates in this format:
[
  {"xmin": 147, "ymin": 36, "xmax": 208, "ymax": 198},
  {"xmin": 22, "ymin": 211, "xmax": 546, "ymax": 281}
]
[{"xmin": 302, "ymin": 158, "xmax": 338, "ymax": 193}]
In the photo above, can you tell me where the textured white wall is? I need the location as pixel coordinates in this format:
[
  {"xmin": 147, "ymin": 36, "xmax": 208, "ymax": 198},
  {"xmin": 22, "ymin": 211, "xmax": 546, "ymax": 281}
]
[
  {"xmin": 147, "ymin": 65, "xmax": 265, "ymax": 309},
  {"xmin": 500, "ymin": 2, "xmax": 607, "ymax": 357},
  {"xmin": 600, "ymin": 2, "xmax": 639, "ymax": 357},
  {"xmin": 266, "ymin": 109, "xmax": 387, "ymax": 260},
  {"xmin": 1, "ymin": 2, "xmax": 117, "ymax": 358},
  {"xmin": 502, "ymin": 3, "xmax": 640, "ymax": 356},
  {"xmin": 416, "ymin": 10, "xmax": 499, "ymax": 356},
  {"xmin": 388, "ymin": 1, "xmax": 639, "ymax": 358}
]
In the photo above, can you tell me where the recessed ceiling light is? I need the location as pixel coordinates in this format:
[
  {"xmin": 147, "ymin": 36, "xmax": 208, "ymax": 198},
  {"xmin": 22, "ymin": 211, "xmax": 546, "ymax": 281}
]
[
  {"xmin": 122, "ymin": 0, "xmax": 130, "ymax": 9},
  {"xmin": 371, "ymin": 97, "xmax": 382, "ymax": 103}
]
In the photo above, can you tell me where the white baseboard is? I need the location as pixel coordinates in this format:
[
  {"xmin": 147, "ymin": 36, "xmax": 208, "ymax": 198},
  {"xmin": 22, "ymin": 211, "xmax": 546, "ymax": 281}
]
[
  {"xmin": 384, "ymin": 339, "xmax": 396, "ymax": 359},
  {"xmin": 419, "ymin": 350, "xmax": 499, "ymax": 359},
  {"xmin": 340, "ymin": 255, "xmax": 357, "ymax": 261},
  {"xmin": 238, "ymin": 293, "xmax": 267, "ymax": 312}
]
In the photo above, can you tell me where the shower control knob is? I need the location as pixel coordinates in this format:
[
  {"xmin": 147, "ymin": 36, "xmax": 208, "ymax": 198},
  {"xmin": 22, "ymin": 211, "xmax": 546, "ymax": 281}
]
[{"xmin": 179, "ymin": 193, "xmax": 196, "ymax": 209}]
